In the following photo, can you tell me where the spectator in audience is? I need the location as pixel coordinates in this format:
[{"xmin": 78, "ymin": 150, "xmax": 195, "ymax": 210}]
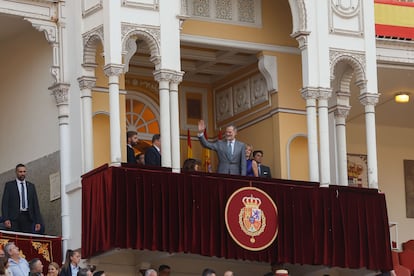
[
  {"xmin": 2, "ymin": 164, "xmax": 43, "ymax": 233},
  {"xmin": 145, "ymin": 134, "xmax": 161, "ymax": 166},
  {"xmin": 47, "ymin": 262, "xmax": 60, "ymax": 276},
  {"xmin": 0, "ymin": 249, "xmax": 4, "ymax": 258},
  {"xmin": 198, "ymin": 120, "xmax": 246, "ymax": 176},
  {"xmin": 76, "ymin": 268, "xmax": 91, "ymax": 276},
  {"xmin": 145, "ymin": 269, "xmax": 157, "ymax": 276},
  {"xmin": 0, "ymin": 256, "xmax": 9, "ymax": 276},
  {"xmin": 202, "ymin": 268, "xmax": 216, "ymax": 276},
  {"xmin": 158, "ymin": 264, "xmax": 170, "ymax": 276},
  {"xmin": 182, "ymin": 158, "xmax": 202, "ymax": 172},
  {"xmin": 127, "ymin": 131, "xmax": 139, "ymax": 164},
  {"xmin": 4, "ymin": 242, "xmax": 29, "ymax": 276},
  {"xmin": 263, "ymin": 262, "xmax": 281, "ymax": 276},
  {"xmin": 93, "ymin": 271, "xmax": 105, "ymax": 276},
  {"xmin": 224, "ymin": 271, "xmax": 234, "ymax": 276},
  {"xmin": 136, "ymin": 153, "xmax": 145, "ymax": 165},
  {"xmin": 253, "ymin": 150, "xmax": 272, "ymax": 178},
  {"xmin": 60, "ymin": 249, "xmax": 81, "ymax": 276},
  {"xmin": 28, "ymin": 258, "xmax": 43, "ymax": 276},
  {"xmin": 245, "ymin": 144, "xmax": 258, "ymax": 177}
]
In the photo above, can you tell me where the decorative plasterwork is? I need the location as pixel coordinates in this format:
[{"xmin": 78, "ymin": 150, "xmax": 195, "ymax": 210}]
[
  {"xmin": 49, "ymin": 83, "xmax": 70, "ymax": 105},
  {"xmin": 333, "ymin": 105, "xmax": 351, "ymax": 118},
  {"xmin": 186, "ymin": 0, "xmax": 262, "ymax": 27},
  {"xmin": 301, "ymin": 86, "xmax": 320, "ymax": 100},
  {"xmin": 125, "ymin": 78, "xmax": 159, "ymax": 93},
  {"xmin": 288, "ymin": 0, "xmax": 308, "ymax": 37},
  {"xmin": 215, "ymin": 72, "xmax": 268, "ymax": 122},
  {"xmin": 153, "ymin": 69, "xmax": 184, "ymax": 83},
  {"xmin": 258, "ymin": 54, "xmax": 278, "ymax": 93},
  {"xmin": 329, "ymin": 0, "xmax": 363, "ymax": 36},
  {"xmin": 330, "ymin": 48, "xmax": 366, "ymax": 88},
  {"xmin": 359, "ymin": 93, "xmax": 379, "ymax": 106},
  {"xmin": 122, "ymin": 0, "xmax": 159, "ymax": 10},
  {"xmin": 103, "ymin": 64, "xmax": 124, "ymax": 77},
  {"xmin": 82, "ymin": 0, "xmax": 103, "ymax": 17},
  {"xmin": 82, "ymin": 25, "xmax": 104, "ymax": 65},
  {"xmin": 78, "ymin": 76, "xmax": 97, "ymax": 90},
  {"xmin": 121, "ymin": 23, "xmax": 161, "ymax": 68},
  {"xmin": 24, "ymin": 18, "xmax": 58, "ymax": 43},
  {"xmin": 123, "ymin": 38, "xmax": 138, "ymax": 73}
]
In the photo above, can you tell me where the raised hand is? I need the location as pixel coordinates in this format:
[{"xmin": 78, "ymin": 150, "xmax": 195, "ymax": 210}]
[{"xmin": 198, "ymin": 120, "xmax": 206, "ymax": 132}]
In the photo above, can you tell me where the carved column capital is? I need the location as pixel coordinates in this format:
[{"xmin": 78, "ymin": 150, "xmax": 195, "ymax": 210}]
[
  {"xmin": 301, "ymin": 86, "xmax": 319, "ymax": 100},
  {"xmin": 154, "ymin": 69, "xmax": 183, "ymax": 83},
  {"xmin": 49, "ymin": 83, "xmax": 70, "ymax": 105},
  {"xmin": 334, "ymin": 105, "xmax": 351, "ymax": 119},
  {"xmin": 359, "ymin": 93, "xmax": 379, "ymax": 106},
  {"xmin": 318, "ymin": 87, "xmax": 333, "ymax": 100},
  {"xmin": 103, "ymin": 63, "xmax": 124, "ymax": 77},
  {"xmin": 78, "ymin": 76, "xmax": 96, "ymax": 90}
]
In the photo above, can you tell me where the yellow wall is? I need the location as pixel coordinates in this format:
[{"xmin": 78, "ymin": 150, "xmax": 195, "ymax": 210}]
[
  {"xmin": 182, "ymin": 0, "xmax": 296, "ymax": 47},
  {"xmin": 92, "ymin": 44, "xmax": 127, "ymax": 167}
]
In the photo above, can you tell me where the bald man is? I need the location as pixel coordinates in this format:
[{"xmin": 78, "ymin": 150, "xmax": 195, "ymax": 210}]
[{"xmin": 224, "ymin": 271, "xmax": 234, "ymax": 276}]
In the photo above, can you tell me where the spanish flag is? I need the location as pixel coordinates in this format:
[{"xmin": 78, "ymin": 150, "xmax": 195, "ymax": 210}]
[
  {"xmin": 203, "ymin": 129, "xmax": 212, "ymax": 172},
  {"xmin": 187, "ymin": 129, "xmax": 192, "ymax": 158}
]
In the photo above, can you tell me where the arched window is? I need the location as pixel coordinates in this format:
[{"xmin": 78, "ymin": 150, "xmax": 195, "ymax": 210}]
[{"xmin": 125, "ymin": 92, "xmax": 160, "ymax": 141}]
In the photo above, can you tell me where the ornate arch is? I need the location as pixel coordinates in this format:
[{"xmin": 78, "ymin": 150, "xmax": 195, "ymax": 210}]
[
  {"xmin": 82, "ymin": 25, "xmax": 104, "ymax": 66},
  {"xmin": 330, "ymin": 49, "xmax": 366, "ymax": 90},
  {"xmin": 288, "ymin": 0, "xmax": 308, "ymax": 36},
  {"xmin": 121, "ymin": 23, "xmax": 161, "ymax": 69}
]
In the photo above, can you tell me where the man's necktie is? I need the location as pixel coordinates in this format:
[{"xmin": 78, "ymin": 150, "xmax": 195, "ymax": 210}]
[
  {"xmin": 21, "ymin": 182, "xmax": 27, "ymax": 209},
  {"xmin": 228, "ymin": 142, "xmax": 232, "ymax": 157}
]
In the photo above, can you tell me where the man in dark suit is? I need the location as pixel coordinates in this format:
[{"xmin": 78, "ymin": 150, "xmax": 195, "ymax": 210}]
[
  {"xmin": 2, "ymin": 164, "xmax": 43, "ymax": 233},
  {"xmin": 145, "ymin": 134, "xmax": 161, "ymax": 166},
  {"xmin": 198, "ymin": 120, "xmax": 246, "ymax": 176},
  {"xmin": 253, "ymin": 150, "xmax": 272, "ymax": 178},
  {"xmin": 127, "ymin": 130, "xmax": 139, "ymax": 164}
]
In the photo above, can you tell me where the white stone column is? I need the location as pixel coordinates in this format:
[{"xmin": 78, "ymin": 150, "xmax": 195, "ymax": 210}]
[
  {"xmin": 334, "ymin": 105, "xmax": 350, "ymax": 185},
  {"xmin": 318, "ymin": 88, "xmax": 332, "ymax": 186},
  {"xmin": 154, "ymin": 69, "xmax": 172, "ymax": 168},
  {"xmin": 77, "ymin": 76, "xmax": 96, "ymax": 172},
  {"xmin": 169, "ymin": 71, "xmax": 184, "ymax": 173},
  {"xmin": 49, "ymin": 82, "xmax": 70, "ymax": 257},
  {"xmin": 360, "ymin": 93, "xmax": 379, "ymax": 188},
  {"xmin": 301, "ymin": 87, "xmax": 320, "ymax": 182},
  {"xmin": 103, "ymin": 64, "xmax": 124, "ymax": 166}
]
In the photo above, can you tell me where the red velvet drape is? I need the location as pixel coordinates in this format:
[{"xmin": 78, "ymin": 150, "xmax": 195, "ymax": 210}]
[{"xmin": 82, "ymin": 165, "xmax": 392, "ymax": 271}]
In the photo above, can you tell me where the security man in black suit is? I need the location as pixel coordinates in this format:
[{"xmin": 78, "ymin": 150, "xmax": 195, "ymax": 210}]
[
  {"xmin": 127, "ymin": 130, "xmax": 139, "ymax": 164},
  {"xmin": 145, "ymin": 134, "xmax": 161, "ymax": 166},
  {"xmin": 253, "ymin": 150, "xmax": 272, "ymax": 178},
  {"xmin": 1, "ymin": 164, "xmax": 43, "ymax": 233}
]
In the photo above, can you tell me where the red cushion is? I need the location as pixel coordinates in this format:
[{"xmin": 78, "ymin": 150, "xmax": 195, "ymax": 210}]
[
  {"xmin": 394, "ymin": 264, "xmax": 411, "ymax": 276},
  {"xmin": 403, "ymin": 240, "xmax": 414, "ymax": 252},
  {"xmin": 399, "ymin": 249, "xmax": 414, "ymax": 272}
]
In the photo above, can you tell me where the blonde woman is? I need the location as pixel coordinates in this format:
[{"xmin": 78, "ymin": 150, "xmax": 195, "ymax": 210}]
[
  {"xmin": 245, "ymin": 144, "xmax": 259, "ymax": 177},
  {"xmin": 47, "ymin": 262, "xmax": 60, "ymax": 276}
]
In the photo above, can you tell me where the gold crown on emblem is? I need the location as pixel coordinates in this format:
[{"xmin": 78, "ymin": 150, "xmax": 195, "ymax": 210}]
[{"xmin": 242, "ymin": 195, "xmax": 262, "ymax": 208}]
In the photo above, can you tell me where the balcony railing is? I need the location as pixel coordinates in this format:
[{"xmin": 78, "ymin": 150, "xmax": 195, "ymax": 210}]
[{"xmin": 81, "ymin": 164, "xmax": 392, "ymax": 271}]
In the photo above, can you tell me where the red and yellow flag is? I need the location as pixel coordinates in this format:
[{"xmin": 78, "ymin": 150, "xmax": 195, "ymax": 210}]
[
  {"xmin": 203, "ymin": 129, "xmax": 212, "ymax": 172},
  {"xmin": 187, "ymin": 129, "xmax": 192, "ymax": 158}
]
